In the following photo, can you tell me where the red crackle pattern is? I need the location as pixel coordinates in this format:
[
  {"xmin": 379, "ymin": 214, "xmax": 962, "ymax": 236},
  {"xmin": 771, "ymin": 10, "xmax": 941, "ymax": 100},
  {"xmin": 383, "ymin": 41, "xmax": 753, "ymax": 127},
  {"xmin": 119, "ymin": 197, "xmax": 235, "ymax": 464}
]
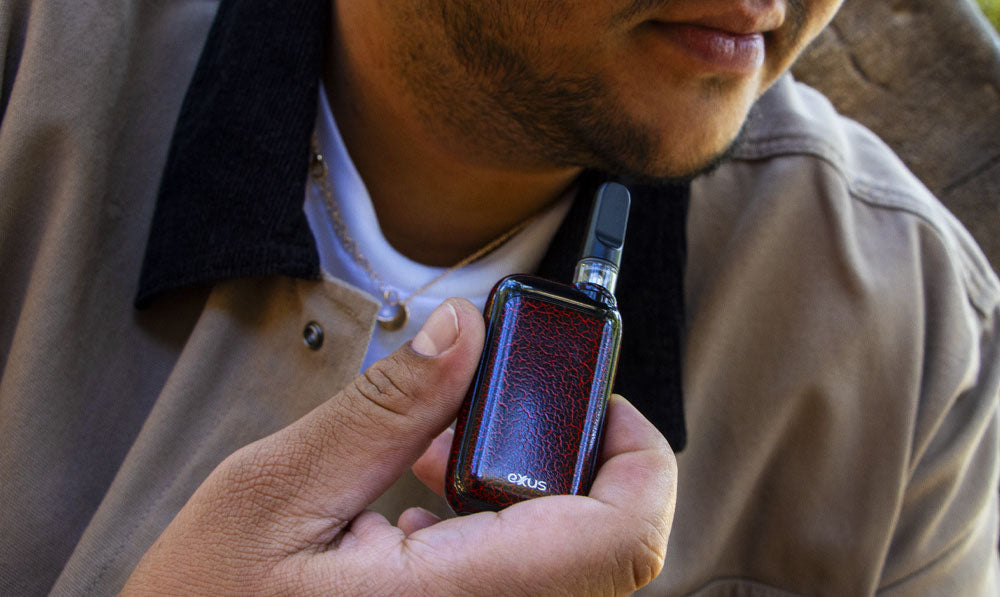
[{"xmin": 447, "ymin": 276, "xmax": 620, "ymax": 514}]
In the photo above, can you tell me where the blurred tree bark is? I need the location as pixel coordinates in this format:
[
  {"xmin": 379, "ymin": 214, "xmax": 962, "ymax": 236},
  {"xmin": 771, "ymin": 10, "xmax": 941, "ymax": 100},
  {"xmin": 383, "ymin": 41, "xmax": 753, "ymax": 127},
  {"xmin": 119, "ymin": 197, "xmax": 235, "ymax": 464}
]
[{"xmin": 794, "ymin": 0, "xmax": 1000, "ymax": 271}]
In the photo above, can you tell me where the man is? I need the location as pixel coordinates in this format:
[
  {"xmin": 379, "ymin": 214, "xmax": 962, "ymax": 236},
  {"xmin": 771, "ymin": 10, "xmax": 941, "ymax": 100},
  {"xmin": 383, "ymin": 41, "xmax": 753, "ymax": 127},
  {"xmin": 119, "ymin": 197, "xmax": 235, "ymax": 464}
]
[{"xmin": 1, "ymin": 0, "xmax": 997, "ymax": 595}]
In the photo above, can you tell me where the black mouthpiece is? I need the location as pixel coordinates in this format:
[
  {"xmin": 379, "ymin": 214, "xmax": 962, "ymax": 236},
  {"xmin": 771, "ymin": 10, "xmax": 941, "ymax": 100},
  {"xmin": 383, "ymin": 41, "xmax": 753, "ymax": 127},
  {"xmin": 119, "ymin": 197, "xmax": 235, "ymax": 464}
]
[{"xmin": 581, "ymin": 182, "xmax": 631, "ymax": 267}]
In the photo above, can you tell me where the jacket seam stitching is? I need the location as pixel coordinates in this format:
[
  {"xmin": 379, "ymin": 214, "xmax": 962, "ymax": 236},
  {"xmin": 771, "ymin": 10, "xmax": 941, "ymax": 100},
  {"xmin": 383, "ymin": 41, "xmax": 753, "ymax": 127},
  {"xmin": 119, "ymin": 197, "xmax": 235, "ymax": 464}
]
[{"xmin": 733, "ymin": 134, "xmax": 1000, "ymax": 316}]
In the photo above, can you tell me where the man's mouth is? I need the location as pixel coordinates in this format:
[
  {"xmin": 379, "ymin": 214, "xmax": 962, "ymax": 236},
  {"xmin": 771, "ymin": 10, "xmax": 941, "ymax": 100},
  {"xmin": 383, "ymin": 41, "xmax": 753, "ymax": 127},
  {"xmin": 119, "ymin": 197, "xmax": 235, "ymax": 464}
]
[{"xmin": 647, "ymin": 21, "xmax": 767, "ymax": 74}]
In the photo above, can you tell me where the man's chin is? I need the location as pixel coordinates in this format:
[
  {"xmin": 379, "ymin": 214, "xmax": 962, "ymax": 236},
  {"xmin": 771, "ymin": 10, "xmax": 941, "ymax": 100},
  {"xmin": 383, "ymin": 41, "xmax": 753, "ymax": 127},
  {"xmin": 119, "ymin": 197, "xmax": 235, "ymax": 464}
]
[{"xmin": 606, "ymin": 128, "xmax": 745, "ymax": 188}]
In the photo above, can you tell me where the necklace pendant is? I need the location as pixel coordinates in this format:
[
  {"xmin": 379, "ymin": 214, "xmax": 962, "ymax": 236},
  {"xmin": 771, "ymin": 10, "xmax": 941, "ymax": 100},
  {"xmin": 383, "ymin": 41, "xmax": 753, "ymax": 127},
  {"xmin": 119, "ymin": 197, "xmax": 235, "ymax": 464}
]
[{"xmin": 377, "ymin": 302, "xmax": 409, "ymax": 331}]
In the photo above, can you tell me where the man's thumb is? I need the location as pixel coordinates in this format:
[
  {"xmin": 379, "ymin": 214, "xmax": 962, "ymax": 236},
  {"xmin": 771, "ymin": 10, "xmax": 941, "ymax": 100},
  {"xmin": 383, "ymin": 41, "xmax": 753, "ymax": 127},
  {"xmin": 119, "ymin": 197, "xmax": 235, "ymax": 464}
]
[{"xmin": 219, "ymin": 298, "xmax": 485, "ymax": 536}]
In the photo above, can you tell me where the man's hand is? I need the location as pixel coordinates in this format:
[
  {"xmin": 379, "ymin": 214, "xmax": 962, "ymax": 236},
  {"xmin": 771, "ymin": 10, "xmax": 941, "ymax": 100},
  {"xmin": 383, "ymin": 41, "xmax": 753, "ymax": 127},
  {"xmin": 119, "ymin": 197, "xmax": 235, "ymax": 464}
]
[{"xmin": 123, "ymin": 299, "xmax": 677, "ymax": 595}]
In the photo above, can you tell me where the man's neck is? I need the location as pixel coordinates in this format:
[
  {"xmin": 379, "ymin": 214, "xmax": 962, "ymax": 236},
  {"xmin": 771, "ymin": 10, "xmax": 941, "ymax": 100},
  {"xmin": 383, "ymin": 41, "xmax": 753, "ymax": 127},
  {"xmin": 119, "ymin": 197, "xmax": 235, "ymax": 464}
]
[{"xmin": 326, "ymin": 4, "xmax": 580, "ymax": 267}]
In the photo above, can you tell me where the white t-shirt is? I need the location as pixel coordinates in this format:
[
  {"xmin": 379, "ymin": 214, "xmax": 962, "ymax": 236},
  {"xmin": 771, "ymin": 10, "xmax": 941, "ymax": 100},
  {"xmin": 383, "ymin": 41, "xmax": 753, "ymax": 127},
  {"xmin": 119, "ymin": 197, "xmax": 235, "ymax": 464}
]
[{"xmin": 304, "ymin": 87, "xmax": 573, "ymax": 371}]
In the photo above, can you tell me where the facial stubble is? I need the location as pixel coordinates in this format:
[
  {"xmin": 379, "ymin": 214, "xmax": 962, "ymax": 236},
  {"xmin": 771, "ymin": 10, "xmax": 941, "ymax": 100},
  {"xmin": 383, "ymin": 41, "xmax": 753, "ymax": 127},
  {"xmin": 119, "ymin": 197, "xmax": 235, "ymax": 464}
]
[{"xmin": 399, "ymin": 0, "xmax": 806, "ymax": 185}]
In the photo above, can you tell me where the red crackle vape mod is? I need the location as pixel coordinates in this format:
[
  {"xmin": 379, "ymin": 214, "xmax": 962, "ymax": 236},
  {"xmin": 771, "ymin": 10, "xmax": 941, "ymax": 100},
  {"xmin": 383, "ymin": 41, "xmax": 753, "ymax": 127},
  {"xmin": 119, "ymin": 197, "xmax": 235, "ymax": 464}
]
[{"xmin": 446, "ymin": 182, "xmax": 631, "ymax": 514}]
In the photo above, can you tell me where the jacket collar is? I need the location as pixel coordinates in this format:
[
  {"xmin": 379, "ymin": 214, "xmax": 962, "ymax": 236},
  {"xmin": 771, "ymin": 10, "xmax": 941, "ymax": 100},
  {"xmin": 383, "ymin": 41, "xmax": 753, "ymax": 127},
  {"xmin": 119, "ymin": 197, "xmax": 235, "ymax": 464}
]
[{"xmin": 137, "ymin": 0, "xmax": 688, "ymax": 451}]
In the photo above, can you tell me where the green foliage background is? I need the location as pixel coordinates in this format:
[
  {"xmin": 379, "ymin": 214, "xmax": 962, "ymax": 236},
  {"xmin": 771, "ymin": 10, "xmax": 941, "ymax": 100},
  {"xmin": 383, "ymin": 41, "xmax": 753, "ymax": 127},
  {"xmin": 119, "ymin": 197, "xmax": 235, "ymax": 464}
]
[{"xmin": 978, "ymin": 0, "xmax": 1000, "ymax": 29}]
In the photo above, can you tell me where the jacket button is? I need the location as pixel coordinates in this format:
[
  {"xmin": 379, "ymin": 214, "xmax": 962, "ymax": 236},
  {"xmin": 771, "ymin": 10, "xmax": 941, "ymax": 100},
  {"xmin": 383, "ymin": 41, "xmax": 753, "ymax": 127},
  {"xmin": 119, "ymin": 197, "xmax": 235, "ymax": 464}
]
[{"xmin": 303, "ymin": 322, "xmax": 324, "ymax": 350}]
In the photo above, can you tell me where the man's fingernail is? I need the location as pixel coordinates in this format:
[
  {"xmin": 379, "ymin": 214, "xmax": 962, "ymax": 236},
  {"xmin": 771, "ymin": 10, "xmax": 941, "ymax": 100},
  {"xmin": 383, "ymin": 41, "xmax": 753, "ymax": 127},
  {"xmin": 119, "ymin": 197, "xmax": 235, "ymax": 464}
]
[{"xmin": 412, "ymin": 302, "xmax": 460, "ymax": 357}]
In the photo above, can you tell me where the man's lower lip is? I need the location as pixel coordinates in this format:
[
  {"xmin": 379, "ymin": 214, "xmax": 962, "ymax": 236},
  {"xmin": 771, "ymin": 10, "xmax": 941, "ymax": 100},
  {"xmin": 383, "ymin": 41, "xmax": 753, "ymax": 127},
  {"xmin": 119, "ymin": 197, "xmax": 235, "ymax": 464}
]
[{"xmin": 648, "ymin": 22, "xmax": 766, "ymax": 74}]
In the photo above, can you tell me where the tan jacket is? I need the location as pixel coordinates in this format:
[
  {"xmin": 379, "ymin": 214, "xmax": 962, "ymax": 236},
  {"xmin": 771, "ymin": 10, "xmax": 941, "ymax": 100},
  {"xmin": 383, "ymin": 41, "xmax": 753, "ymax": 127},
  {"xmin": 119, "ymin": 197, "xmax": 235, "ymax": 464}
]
[{"xmin": 2, "ymin": 3, "xmax": 998, "ymax": 595}]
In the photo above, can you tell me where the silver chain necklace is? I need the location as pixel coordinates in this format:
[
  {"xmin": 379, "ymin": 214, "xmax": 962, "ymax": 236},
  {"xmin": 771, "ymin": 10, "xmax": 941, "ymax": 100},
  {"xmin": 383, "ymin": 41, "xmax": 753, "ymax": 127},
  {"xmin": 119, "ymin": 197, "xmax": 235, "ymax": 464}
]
[{"xmin": 309, "ymin": 135, "xmax": 536, "ymax": 331}]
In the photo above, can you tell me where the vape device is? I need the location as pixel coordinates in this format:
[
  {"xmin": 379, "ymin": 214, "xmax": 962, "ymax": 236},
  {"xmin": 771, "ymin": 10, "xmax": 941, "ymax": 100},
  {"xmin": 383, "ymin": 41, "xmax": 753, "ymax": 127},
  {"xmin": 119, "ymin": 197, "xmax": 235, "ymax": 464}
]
[{"xmin": 446, "ymin": 182, "xmax": 631, "ymax": 514}]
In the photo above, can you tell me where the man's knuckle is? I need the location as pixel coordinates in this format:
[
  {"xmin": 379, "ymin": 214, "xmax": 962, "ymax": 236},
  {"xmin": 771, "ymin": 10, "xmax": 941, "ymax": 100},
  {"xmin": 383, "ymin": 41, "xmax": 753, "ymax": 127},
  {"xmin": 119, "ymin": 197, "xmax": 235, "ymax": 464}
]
[
  {"xmin": 623, "ymin": 517, "xmax": 668, "ymax": 590},
  {"xmin": 347, "ymin": 362, "xmax": 418, "ymax": 418},
  {"xmin": 218, "ymin": 441, "xmax": 317, "ymax": 514},
  {"xmin": 631, "ymin": 537, "xmax": 666, "ymax": 589}
]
